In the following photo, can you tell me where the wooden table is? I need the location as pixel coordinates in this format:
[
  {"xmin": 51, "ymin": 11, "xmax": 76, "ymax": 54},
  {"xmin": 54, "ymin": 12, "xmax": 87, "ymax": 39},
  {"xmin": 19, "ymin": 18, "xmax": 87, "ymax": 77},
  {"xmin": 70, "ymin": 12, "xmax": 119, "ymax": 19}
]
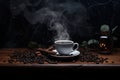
[{"xmin": 0, "ymin": 48, "xmax": 120, "ymax": 74}]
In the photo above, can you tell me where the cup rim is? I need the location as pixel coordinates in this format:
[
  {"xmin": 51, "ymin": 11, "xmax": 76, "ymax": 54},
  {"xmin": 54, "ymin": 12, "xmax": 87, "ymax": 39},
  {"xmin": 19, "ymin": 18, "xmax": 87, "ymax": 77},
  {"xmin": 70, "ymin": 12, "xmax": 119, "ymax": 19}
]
[{"xmin": 54, "ymin": 40, "xmax": 73, "ymax": 44}]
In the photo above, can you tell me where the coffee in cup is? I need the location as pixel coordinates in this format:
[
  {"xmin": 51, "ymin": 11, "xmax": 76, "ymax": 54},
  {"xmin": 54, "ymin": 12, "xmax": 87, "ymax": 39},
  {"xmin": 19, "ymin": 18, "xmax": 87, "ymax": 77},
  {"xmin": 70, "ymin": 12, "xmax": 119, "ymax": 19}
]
[{"xmin": 54, "ymin": 40, "xmax": 79, "ymax": 55}]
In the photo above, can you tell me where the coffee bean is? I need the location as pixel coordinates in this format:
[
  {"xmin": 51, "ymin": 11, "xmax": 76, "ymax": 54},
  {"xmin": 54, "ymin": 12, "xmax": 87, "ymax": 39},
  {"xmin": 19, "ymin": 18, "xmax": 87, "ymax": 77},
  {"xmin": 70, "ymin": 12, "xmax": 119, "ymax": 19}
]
[
  {"xmin": 9, "ymin": 49, "xmax": 45, "ymax": 64},
  {"xmin": 79, "ymin": 52, "xmax": 109, "ymax": 63},
  {"xmin": 8, "ymin": 59, "xmax": 14, "ymax": 63},
  {"xmin": 9, "ymin": 49, "xmax": 58, "ymax": 64},
  {"xmin": 8, "ymin": 49, "xmax": 109, "ymax": 64}
]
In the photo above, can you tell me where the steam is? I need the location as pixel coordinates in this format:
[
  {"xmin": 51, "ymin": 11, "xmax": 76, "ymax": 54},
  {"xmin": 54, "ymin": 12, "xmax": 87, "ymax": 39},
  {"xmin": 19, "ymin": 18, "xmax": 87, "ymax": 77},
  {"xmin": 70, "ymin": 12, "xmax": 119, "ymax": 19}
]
[
  {"xmin": 50, "ymin": 22, "xmax": 70, "ymax": 40},
  {"xmin": 31, "ymin": 8, "xmax": 70, "ymax": 40},
  {"xmin": 10, "ymin": 0, "xmax": 70, "ymax": 41},
  {"xmin": 10, "ymin": 0, "xmax": 90, "ymax": 42}
]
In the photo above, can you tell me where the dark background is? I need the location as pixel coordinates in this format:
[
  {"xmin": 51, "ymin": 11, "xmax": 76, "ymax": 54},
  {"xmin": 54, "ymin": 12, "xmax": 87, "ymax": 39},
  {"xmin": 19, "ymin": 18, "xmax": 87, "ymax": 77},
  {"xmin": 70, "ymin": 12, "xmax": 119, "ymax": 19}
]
[{"xmin": 0, "ymin": 0, "xmax": 120, "ymax": 48}]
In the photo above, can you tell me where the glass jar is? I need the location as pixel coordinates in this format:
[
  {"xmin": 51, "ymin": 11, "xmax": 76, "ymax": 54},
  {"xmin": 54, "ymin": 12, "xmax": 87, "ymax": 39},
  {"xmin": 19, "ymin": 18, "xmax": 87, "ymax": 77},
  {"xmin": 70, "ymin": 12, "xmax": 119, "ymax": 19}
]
[{"xmin": 98, "ymin": 31, "xmax": 113, "ymax": 54}]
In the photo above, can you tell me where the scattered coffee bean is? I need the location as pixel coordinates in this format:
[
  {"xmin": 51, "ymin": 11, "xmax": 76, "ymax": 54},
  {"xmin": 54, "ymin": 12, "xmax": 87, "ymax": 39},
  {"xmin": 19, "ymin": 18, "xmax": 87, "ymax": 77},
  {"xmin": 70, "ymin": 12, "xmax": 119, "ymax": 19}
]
[
  {"xmin": 8, "ymin": 49, "xmax": 110, "ymax": 64},
  {"xmin": 79, "ymin": 52, "xmax": 109, "ymax": 64},
  {"xmin": 111, "ymin": 61, "xmax": 114, "ymax": 63},
  {"xmin": 8, "ymin": 49, "xmax": 57, "ymax": 64},
  {"xmin": 8, "ymin": 59, "xmax": 14, "ymax": 63},
  {"xmin": 9, "ymin": 49, "xmax": 45, "ymax": 64}
]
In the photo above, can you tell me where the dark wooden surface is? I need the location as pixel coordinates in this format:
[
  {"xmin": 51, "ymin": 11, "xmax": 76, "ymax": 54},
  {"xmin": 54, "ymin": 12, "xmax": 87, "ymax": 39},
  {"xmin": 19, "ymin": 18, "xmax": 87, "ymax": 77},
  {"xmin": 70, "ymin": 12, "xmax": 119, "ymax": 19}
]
[
  {"xmin": 0, "ymin": 48, "xmax": 120, "ymax": 74},
  {"xmin": 0, "ymin": 48, "xmax": 120, "ymax": 65}
]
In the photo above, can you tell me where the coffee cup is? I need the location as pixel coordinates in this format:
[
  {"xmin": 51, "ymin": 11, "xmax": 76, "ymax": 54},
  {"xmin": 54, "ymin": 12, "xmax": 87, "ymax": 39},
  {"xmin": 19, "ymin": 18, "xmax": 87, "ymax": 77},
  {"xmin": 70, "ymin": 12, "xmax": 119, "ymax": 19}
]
[{"xmin": 54, "ymin": 40, "xmax": 79, "ymax": 55}]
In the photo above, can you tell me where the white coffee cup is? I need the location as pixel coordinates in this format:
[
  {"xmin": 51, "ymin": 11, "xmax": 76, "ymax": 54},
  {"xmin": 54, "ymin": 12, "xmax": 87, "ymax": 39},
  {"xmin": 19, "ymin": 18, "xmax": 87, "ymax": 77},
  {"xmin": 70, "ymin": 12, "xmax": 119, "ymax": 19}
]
[{"xmin": 54, "ymin": 40, "xmax": 79, "ymax": 55}]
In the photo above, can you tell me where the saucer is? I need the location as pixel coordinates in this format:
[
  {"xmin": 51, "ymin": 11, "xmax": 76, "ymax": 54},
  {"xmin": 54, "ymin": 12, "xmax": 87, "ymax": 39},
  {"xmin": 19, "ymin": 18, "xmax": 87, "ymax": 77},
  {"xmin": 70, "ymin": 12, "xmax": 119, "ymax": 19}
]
[
  {"xmin": 48, "ymin": 50, "xmax": 80, "ymax": 61},
  {"xmin": 52, "ymin": 50, "xmax": 80, "ymax": 56}
]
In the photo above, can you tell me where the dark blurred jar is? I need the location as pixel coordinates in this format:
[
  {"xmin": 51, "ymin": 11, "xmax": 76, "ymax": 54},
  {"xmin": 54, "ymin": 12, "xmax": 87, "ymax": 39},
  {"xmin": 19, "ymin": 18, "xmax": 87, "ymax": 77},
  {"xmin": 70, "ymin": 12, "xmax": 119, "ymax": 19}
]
[{"xmin": 98, "ymin": 31, "xmax": 113, "ymax": 54}]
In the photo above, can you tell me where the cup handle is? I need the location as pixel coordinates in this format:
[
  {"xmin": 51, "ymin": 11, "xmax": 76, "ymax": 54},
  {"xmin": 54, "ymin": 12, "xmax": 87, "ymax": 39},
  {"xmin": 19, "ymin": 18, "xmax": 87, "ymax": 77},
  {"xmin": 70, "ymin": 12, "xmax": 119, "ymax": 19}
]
[{"xmin": 73, "ymin": 43, "xmax": 79, "ymax": 50}]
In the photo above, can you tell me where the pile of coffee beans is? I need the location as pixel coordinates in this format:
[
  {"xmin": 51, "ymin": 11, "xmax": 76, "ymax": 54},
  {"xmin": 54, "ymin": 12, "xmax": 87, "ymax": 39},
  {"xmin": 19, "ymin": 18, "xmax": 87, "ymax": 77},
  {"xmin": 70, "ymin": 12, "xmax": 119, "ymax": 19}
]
[
  {"xmin": 8, "ymin": 49, "xmax": 57, "ymax": 64},
  {"xmin": 79, "ymin": 52, "xmax": 109, "ymax": 64}
]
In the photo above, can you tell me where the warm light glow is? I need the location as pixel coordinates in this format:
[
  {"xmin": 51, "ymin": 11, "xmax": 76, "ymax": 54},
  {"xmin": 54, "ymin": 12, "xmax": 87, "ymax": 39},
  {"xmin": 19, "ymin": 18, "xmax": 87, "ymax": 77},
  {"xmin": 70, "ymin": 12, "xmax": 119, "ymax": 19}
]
[
  {"xmin": 100, "ymin": 43, "xmax": 106, "ymax": 47},
  {"xmin": 99, "ymin": 43, "xmax": 109, "ymax": 50}
]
